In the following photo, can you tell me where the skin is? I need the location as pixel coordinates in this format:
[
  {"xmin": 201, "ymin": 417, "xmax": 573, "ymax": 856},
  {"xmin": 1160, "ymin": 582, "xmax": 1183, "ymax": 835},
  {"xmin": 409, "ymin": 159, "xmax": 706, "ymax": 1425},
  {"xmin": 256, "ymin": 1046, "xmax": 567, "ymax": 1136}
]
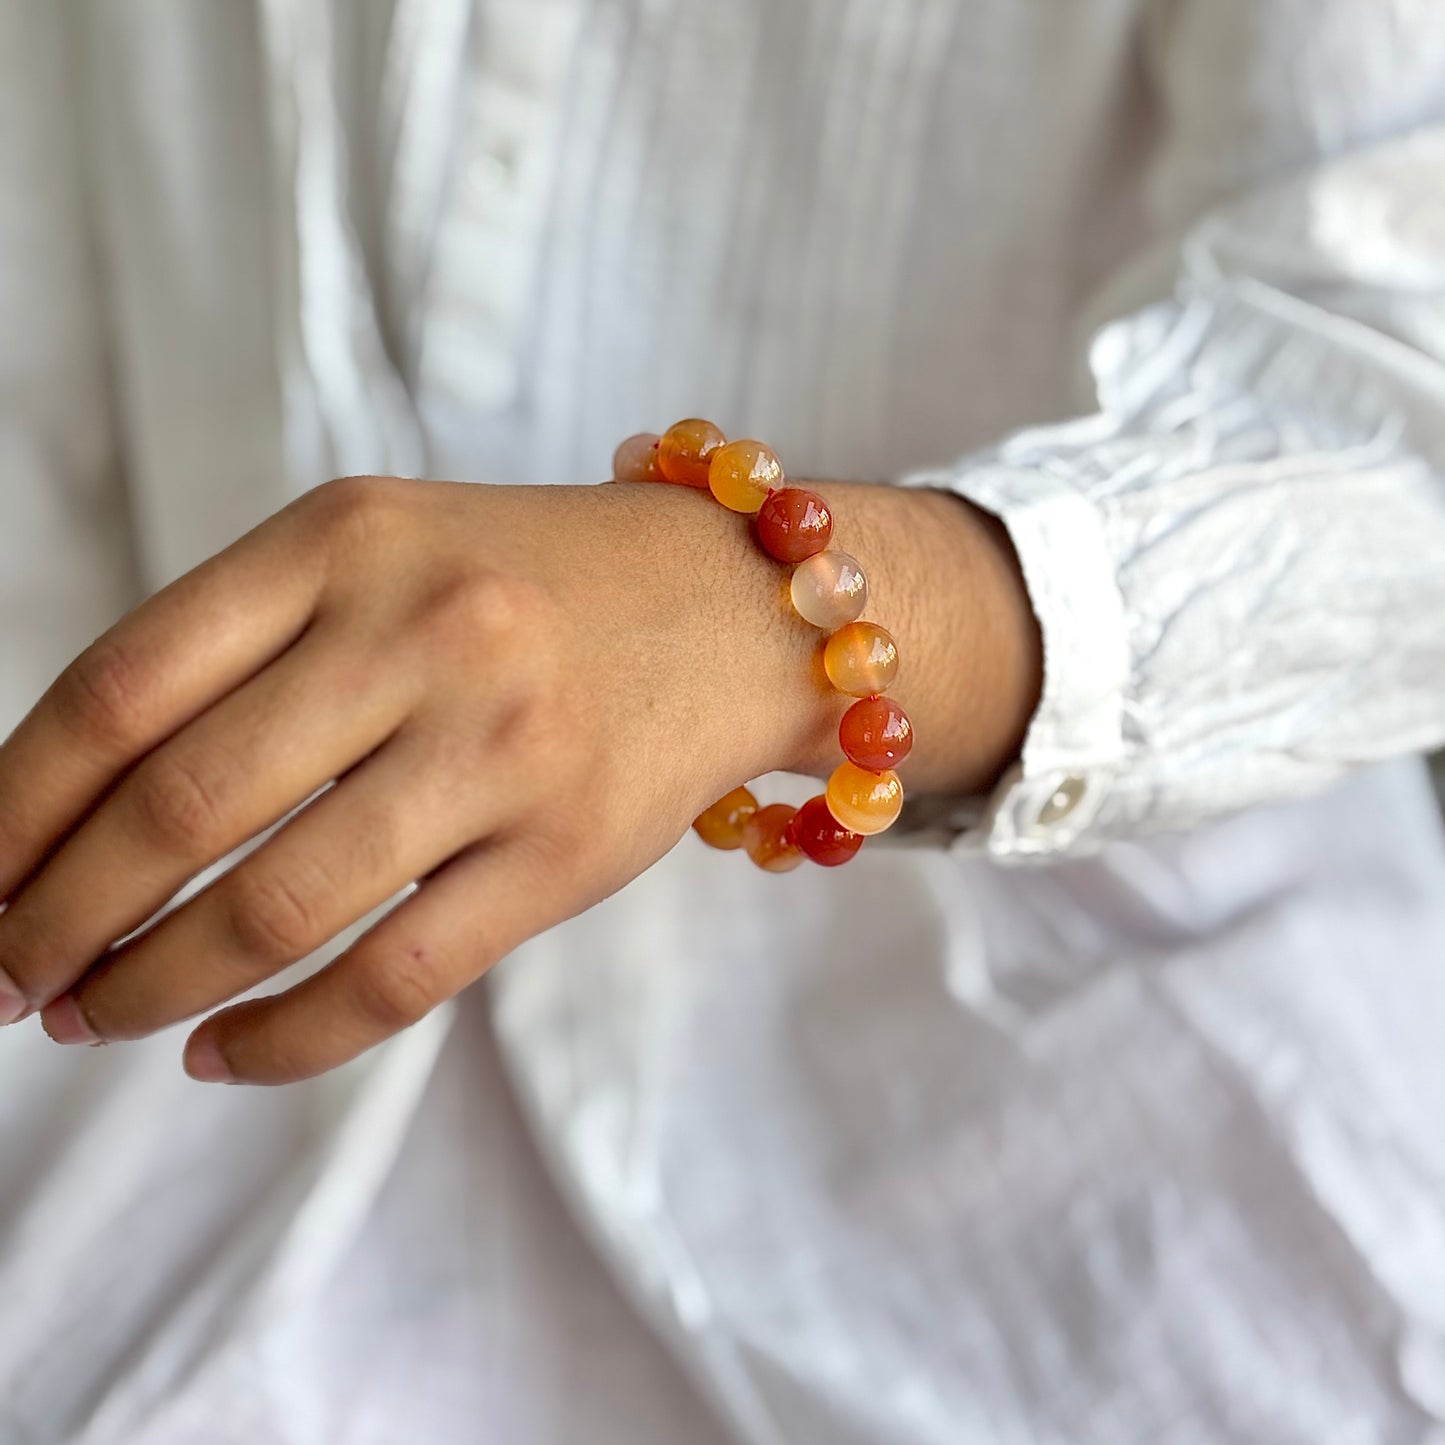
[{"xmin": 0, "ymin": 475, "xmax": 1041, "ymax": 1084}]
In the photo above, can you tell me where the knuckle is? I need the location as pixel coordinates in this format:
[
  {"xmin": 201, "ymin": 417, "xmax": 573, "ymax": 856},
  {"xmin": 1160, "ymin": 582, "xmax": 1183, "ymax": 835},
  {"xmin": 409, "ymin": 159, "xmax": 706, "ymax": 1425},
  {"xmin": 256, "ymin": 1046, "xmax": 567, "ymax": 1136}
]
[
  {"xmin": 497, "ymin": 681, "xmax": 574, "ymax": 759},
  {"xmin": 228, "ymin": 867, "xmax": 331, "ymax": 964},
  {"xmin": 421, "ymin": 573, "xmax": 554, "ymax": 657},
  {"xmin": 59, "ymin": 641, "xmax": 156, "ymax": 749},
  {"xmin": 307, "ymin": 475, "xmax": 406, "ymax": 550},
  {"xmin": 131, "ymin": 752, "xmax": 230, "ymax": 854},
  {"xmin": 350, "ymin": 951, "xmax": 444, "ymax": 1033}
]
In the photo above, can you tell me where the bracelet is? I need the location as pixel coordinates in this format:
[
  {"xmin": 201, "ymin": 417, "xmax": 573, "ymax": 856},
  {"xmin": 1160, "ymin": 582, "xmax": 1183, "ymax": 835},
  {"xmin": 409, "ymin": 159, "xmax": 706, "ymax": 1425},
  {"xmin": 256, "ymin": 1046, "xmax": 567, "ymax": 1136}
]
[{"xmin": 612, "ymin": 418, "xmax": 913, "ymax": 872}]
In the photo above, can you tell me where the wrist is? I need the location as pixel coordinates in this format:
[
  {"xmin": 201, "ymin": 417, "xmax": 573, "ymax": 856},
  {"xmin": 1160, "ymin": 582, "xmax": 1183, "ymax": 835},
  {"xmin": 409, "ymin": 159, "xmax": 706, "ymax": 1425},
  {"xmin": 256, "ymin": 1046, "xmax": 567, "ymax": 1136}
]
[
  {"xmin": 786, "ymin": 482, "xmax": 1042, "ymax": 796},
  {"xmin": 580, "ymin": 475, "xmax": 1041, "ymax": 811}
]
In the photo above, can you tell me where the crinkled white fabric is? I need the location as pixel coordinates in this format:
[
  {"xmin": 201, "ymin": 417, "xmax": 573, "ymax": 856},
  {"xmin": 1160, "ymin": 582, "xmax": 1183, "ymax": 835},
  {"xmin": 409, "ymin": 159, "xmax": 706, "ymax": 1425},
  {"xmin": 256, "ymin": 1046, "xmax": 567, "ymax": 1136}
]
[
  {"xmin": 2, "ymin": 2, "xmax": 1445, "ymax": 1444},
  {"xmin": 904, "ymin": 130, "xmax": 1445, "ymax": 857}
]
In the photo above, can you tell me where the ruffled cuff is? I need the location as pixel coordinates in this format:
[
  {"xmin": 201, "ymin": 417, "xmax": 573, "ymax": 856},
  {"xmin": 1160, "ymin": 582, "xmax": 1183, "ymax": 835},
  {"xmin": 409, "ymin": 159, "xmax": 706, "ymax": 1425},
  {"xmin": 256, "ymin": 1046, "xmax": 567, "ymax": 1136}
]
[{"xmin": 894, "ymin": 463, "xmax": 1129, "ymax": 860}]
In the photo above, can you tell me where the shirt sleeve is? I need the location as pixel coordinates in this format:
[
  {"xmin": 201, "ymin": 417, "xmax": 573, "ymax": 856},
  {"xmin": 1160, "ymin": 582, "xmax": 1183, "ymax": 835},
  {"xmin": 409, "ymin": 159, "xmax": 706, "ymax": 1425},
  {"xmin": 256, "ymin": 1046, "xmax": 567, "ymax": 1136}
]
[{"xmin": 899, "ymin": 125, "xmax": 1445, "ymax": 860}]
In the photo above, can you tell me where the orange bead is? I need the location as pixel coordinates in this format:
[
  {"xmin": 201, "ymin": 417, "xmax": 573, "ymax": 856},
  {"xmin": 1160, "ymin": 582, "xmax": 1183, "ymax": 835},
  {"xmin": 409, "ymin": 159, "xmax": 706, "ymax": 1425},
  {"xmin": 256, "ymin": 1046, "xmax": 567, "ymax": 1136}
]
[
  {"xmin": 742, "ymin": 803, "xmax": 804, "ymax": 872},
  {"xmin": 657, "ymin": 418, "xmax": 726, "ymax": 488},
  {"xmin": 692, "ymin": 786, "xmax": 758, "ymax": 850},
  {"xmin": 793, "ymin": 794, "xmax": 864, "ymax": 866},
  {"xmin": 823, "ymin": 621, "xmax": 899, "ymax": 697},
  {"xmin": 839, "ymin": 696, "xmax": 913, "ymax": 770},
  {"xmin": 756, "ymin": 487, "xmax": 833, "ymax": 563},
  {"xmin": 709, "ymin": 439, "xmax": 783, "ymax": 514},
  {"xmin": 613, "ymin": 432, "xmax": 663, "ymax": 483},
  {"xmin": 825, "ymin": 762, "xmax": 904, "ymax": 835}
]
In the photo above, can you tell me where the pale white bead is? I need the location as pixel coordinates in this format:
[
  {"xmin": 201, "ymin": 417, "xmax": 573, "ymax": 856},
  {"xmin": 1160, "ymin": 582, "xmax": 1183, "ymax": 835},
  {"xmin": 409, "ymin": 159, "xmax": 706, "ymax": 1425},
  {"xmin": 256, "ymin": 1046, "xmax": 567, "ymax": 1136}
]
[{"xmin": 790, "ymin": 550, "xmax": 869, "ymax": 629}]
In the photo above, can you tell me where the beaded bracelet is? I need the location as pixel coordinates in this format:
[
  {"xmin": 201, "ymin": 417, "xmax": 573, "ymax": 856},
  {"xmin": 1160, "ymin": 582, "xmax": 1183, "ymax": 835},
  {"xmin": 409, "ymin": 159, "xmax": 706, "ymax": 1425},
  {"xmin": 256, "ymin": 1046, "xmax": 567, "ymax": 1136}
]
[{"xmin": 612, "ymin": 418, "xmax": 913, "ymax": 872}]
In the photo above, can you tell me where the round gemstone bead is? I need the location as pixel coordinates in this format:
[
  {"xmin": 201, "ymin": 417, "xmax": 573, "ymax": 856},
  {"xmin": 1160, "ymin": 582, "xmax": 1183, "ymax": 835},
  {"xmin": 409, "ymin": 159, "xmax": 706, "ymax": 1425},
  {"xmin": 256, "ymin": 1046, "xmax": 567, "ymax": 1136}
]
[
  {"xmin": 826, "ymin": 762, "xmax": 904, "ymax": 835},
  {"xmin": 839, "ymin": 696, "xmax": 913, "ymax": 770},
  {"xmin": 790, "ymin": 550, "xmax": 868, "ymax": 629},
  {"xmin": 613, "ymin": 432, "xmax": 663, "ymax": 483},
  {"xmin": 692, "ymin": 786, "xmax": 758, "ymax": 850},
  {"xmin": 823, "ymin": 621, "xmax": 899, "ymax": 696},
  {"xmin": 657, "ymin": 418, "xmax": 726, "ymax": 488},
  {"xmin": 742, "ymin": 803, "xmax": 804, "ymax": 872},
  {"xmin": 793, "ymin": 794, "xmax": 864, "ymax": 866},
  {"xmin": 756, "ymin": 488, "xmax": 833, "ymax": 563},
  {"xmin": 708, "ymin": 439, "xmax": 783, "ymax": 514}
]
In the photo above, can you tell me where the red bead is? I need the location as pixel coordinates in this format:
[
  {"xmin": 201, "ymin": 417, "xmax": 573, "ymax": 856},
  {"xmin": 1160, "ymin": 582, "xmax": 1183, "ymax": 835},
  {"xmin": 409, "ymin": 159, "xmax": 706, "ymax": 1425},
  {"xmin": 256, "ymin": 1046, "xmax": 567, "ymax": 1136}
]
[
  {"xmin": 793, "ymin": 794, "xmax": 864, "ymax": 866},
  {"xmin": 839, "ymin": 696, "xmax": 913, "ymax": 771},
  {"xmin": 756, "ymin": 488, "xmax": 833, "ymax": 563}
]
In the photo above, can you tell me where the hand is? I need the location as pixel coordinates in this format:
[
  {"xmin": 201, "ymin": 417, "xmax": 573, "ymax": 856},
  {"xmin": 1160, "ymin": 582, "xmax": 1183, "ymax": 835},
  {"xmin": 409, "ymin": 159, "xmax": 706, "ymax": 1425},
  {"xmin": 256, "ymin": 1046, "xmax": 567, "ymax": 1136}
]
[{"xmin": 0, "ymin": 475, "xmax": 1039, "ymax": 1084}]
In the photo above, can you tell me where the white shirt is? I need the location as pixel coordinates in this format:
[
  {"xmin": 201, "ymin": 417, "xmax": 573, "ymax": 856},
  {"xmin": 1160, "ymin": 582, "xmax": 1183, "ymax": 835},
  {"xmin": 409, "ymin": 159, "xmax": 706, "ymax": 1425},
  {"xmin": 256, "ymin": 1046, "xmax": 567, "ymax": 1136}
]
[{"xmin": 1, "ymin": 1, "xmax": 1444, "ymax": 1442}]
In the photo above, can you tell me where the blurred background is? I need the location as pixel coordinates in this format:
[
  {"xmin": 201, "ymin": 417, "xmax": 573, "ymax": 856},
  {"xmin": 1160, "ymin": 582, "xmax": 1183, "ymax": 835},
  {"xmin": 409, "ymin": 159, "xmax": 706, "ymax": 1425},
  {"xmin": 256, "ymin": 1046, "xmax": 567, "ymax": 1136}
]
[{"xmin": 3, "ymin": 3, "xmax": 1445, "ymax": 1444}]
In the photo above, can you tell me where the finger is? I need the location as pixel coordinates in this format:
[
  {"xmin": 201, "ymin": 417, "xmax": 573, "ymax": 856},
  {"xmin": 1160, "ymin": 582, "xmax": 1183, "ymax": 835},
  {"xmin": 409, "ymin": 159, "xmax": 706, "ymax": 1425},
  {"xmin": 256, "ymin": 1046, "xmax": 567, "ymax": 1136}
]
[
  {"xmin": 182, "ymin": 836, "xmax": 577, "ymax": 1085},
  {"xmin": 46, "ymin": 724, "xmax": 493, "ymax": 1043},
  {"xmin": 2, "ymin": 621, "xmax": 410, "ymax": 1013},
  {"xmin": 0, "ymin": 507, "xmax": 325, "ymax": 906}
]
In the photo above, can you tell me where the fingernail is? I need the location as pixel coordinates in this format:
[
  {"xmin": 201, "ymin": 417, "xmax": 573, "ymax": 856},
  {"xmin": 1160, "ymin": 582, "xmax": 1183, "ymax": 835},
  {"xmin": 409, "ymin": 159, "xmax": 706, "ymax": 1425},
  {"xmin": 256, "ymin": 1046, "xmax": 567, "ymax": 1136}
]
[
  {"xmin": 184, "ymin": 1034, "xmax": 234, "ymax": 1085},
  {"xmin": 41, "ymin": 995, "xmax": 101, "ymax": 1046},
  {"xmin": 0, "ymin": 966, "xmax": 28, "ymax": 1026}
]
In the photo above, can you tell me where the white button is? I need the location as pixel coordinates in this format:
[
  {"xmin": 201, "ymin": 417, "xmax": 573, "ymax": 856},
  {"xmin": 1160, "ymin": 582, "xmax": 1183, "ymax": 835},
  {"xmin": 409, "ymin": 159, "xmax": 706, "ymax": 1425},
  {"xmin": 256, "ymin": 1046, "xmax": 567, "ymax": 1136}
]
[
  {"xmin": 1036, "ymin": 776, "xmax": 1086, "ymax": 827},
  {"xmin": 468, "ymin": 145, "xmax": 517, "ymax": 196}
]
